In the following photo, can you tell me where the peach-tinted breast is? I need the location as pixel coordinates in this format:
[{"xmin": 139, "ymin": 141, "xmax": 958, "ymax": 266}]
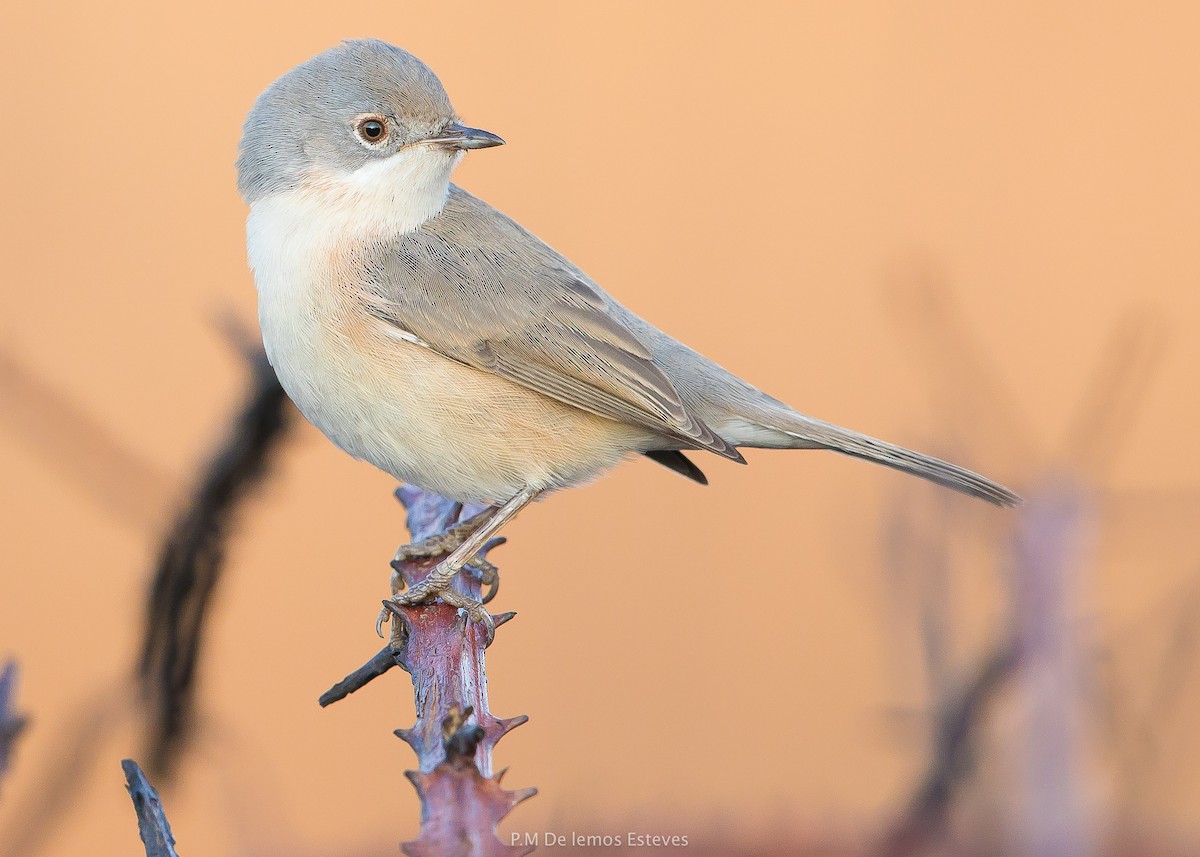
[{"xmin": 250, "ymin": 185, "xmax": 653, "ymax": 504}]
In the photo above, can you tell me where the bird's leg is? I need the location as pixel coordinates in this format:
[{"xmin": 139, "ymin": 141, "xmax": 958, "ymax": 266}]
[
  {"xmin": 388, "ymin": 507, "xmax": 504, "ymax": 605},
  {"xmin": 391, "ymin": 505, "xmax": 498, "ymax": 564},
  {"xmin": 383, "ymin": 487, "xmax": 540, "ymax": 643}
]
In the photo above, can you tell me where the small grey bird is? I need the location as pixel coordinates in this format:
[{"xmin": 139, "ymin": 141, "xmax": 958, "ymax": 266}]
[{"xmin": 237, "ymin": 39, "xmax": 1018, "ymax": 633}]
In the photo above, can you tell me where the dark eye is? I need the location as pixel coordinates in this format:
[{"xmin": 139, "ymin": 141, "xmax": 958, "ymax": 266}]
[{"xmin": 355, "ymin": 116, "xmax": 388, "ymax": 144}]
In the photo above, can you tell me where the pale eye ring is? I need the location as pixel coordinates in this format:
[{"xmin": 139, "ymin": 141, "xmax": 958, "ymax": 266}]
[{"xmin": 354, "ymin": 115, "xmax": 389, "ymax": 145}]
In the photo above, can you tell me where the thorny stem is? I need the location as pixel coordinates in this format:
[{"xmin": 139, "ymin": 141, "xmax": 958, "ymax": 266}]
[{"xmin": 321, "ymin": 486, "xmax": 535, "ymax": 856}]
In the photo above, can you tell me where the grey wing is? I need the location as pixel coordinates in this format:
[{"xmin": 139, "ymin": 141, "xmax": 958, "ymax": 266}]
[{"xmin": 362, "ymin": 187, "xmax": 743, "ymax": 462}]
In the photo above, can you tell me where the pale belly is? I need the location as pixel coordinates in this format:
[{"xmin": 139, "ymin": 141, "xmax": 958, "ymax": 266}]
[{"xmin": 257, "ymin": 279, "xmax": 651, "ymax": 504}]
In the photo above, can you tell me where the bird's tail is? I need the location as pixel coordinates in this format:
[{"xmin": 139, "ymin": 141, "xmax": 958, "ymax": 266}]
[{"xmin": 733, "ymin": 411, "xmax": 1020, "ymax": 507}]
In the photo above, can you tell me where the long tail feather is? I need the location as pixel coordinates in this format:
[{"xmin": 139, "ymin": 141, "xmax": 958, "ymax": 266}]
[{"xmin": 755, "ymin": 415, "xmax": 1020, "ymax": 507}]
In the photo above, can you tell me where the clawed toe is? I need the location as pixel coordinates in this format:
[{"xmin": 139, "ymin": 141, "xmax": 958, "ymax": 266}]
[
  {"xmin": 379, "ymin": 490, "xmax": 536, "ymax": 648},
  {"xmin": 380, "ymin": 582, "xmax": 496, "ymax": 646},
  {"xmin": 391, "ymin": 509, "xmax": 496, "ymax": 564},
  {"xmin": 467, "ymin": 557, "xmax": 500, "ymax": 604},
  {"xmin": 458, "ymin": 601, "xmax": 495, "ymax": 646}
]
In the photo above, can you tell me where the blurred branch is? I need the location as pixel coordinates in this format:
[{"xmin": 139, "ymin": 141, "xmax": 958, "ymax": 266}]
[
  {"xmin": 878, "ymin": 643, "xmax": 1018, "ymax": 857},
  {"xmin": 322, "ymin": 487, "xmax": 534, "ymax": 856},
  {"xmin": 876, "ymin": 286, "xmax": 1175, "ymax": 855},
  {"xmin": 0, "ymin": 331, "xmax": 298, "ymax": 782},
  {"xmin": 0, "ymin": 349, "xmax": 175, "ymax": 532},
  {"xmin": 884, "ymin": 265, "xmax": 1039, "ymax": 471},
  {"xmin": 1096, "ymin": 574, "xmax": 1200, "ymax": 819},
  {"xmin": 0, "ymin": 688, "xmax": 127, "ymax": 857},
  {"xmin": 1058, "ymin": 313, "xmax": 1165, "ymax": 481},
  {"xmin": 136, "ymin": 342, "xmax": 294, "ymax": 780},
  {"xmin": 0, "ymin": 661, "xmax": 27, "ymax": 798},
  {"xmin": 121, "ymin": 760, "xmax": 181, "ymax": 857},
  {"xmin": 1010, "ymin": 485, "xmax": 1095, "ymax": 857}
]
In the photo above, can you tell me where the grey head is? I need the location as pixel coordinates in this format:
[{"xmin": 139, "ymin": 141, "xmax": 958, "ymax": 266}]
[{"xmin": 236, "ymin": 39, "xmax": 503, "ymax": 204}]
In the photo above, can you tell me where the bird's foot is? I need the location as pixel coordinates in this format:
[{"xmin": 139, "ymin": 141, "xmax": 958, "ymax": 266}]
[
  {"xmin": 379, "ymin": 488, "xmax": 539, "ymax": 647},
  {"xmin": 378, "ymin": 572, "xmax": 496, "ymax": 645},
  {"xmin": 390, "ymin": 530, "xmax": 505, "ymax": 606},
  {"xmin": 391, "ymin": 508, "xmax": 496, "ymax": 564}
]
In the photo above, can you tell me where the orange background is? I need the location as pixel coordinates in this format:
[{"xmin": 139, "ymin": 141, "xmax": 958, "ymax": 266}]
[{"xmin": 2, "ymin": 2, "xmax": 1198, "ymax": 854}]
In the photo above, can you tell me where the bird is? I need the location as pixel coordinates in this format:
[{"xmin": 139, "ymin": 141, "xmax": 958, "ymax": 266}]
[{"xmin": 236, "ymin": 39, "xmax": 1019, "ymax": 636}]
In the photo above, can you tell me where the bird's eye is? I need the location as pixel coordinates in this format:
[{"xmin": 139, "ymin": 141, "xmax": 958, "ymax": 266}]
[{"xmin": 355, "ymin": 116, "xmax": 388, "ymax": 145}]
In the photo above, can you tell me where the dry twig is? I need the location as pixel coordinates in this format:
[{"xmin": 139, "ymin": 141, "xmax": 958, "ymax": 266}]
[{"xmin": 121, "ymin": 759, "xmax": 181, "ymax": 857}]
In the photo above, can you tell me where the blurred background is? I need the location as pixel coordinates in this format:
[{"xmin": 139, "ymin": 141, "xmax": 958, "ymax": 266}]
[{"xmin": 1, "ymin": 2, "xmax": 1198, "ymax": 855}]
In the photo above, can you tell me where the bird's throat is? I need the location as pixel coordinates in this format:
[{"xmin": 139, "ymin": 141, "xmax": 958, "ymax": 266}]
[{"xmin": 292, "ymin": 147, "xmax": 462, "ymax": 239}]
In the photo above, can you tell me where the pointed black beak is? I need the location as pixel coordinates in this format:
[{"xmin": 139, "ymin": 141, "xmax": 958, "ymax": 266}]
[{"xmin": 427, "ymin": 123, "xmax": 505, "ymax": 150}]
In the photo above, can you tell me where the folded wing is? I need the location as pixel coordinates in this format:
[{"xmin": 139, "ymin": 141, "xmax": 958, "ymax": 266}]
[{"xmin": 361, "ymin": 185, "xmax": 743, "ymax": 463}]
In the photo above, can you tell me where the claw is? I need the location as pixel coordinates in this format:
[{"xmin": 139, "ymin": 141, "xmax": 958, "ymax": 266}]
[
  {"xmin": 458, "ymin": 604, "xmax": 496, "ymax": 647},
  {"xmin": 479, "ymin": 536, "xmax": 507, "ymax": 559},
  {"xmin": 465, "ymin": 557, "xmax": 500, "ymax": 604},
  {"xmin": 377, "ymin": 601, "xmax": 405, "ymax": 638},
  {"xmin": 480, "ymin": 573, "xmax": 499, "ymax": 605}
]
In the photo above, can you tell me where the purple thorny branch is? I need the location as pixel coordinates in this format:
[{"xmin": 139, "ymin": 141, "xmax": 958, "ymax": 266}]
[{"xmin": 320, "ymin": 486, "xmax": 536, "ymax": 857}]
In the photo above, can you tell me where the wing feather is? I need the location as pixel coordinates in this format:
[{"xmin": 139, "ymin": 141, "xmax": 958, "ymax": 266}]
[{"xmin": 361, "ymin": 186, "xmax": 742, "ymax": 461}]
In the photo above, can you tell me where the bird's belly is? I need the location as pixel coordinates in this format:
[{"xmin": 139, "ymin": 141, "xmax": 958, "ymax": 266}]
[
  {"xmin": 247, "ymin": 193, "xmax": 652, "ymax": 502},
  {"xmin": 257, "ymin": 276, "xmax": 648, "ymax": 504}
]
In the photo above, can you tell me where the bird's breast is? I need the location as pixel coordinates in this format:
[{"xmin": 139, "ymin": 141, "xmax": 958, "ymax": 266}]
[{"xmin": 245, "ymin": 191, "xmax": 650, "ymax": 502}]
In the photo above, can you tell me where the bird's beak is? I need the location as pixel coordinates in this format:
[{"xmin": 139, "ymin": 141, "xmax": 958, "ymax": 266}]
[{"xmin": 426, "ymin": 123, "xmax": 505, "ymax": 150}]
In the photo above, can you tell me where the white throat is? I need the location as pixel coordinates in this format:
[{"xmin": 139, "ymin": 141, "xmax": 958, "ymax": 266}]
[{"xmin": 250, "ymin": 146, "xmax": 462, "ymax": 246}]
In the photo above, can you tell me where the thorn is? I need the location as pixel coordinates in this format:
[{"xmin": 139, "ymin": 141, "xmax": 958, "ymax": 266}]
[
  {"xmin": 493, "ymin": 611, "xmax": 517, "ymax": 629},
  {"xmin": 507, "ymin": 786, "xmax": 538, "ymax": 808},
  {"xmin": 394, "ymin": 727, "xmax": 417, "ymax": 749},
  {"xmin": 494, "ymin": 766, "xmax": 509, "ymax": 784},
  {"xmin": 404, "ymin": 769, "xmax": 427, "ymax": 796},
  {"xmin": 495, "ymin": 714, "xmax": 529, "ymax": 739}
]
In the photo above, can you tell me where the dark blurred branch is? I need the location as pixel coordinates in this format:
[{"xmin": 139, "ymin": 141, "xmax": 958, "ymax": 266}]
[
  {"xmin": 322, "ymin": 487, "xmax": 534, "ymax": 856},
  {"xmin": 0, "ymin": 661, "xmax": 27, "ymax": 798},
  {"xmin": 121, "ymin": 760, "xmax": 181, "ymax": 857},
  {"xmin": 1096, "ymin": 574, "xmax": 1200, "ymax": 818},
  {"xmin": 878, "ymin": 643, "xmax": 1018, "ymax": 857},
  {"xmin": 136, "ymin": 344, "xmax": 294, "ymax": 780}
]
